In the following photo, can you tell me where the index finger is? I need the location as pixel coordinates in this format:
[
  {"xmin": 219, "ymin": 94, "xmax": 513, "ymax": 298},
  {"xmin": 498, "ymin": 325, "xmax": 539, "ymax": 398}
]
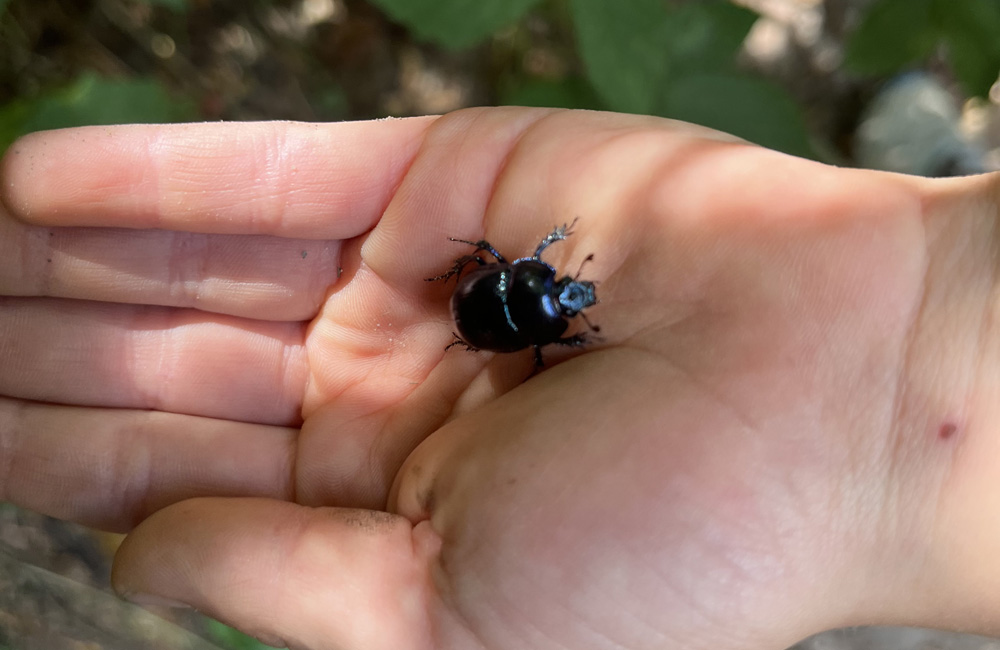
[{"xmin": 0, "ymin": 117, "xmax": 436, "ymax": 239}]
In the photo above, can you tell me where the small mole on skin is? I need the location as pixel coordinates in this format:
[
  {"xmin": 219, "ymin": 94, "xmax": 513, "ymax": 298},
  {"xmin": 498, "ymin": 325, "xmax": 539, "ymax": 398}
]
[
  {"xmin": 301, "ymin": 250, "xmax": 307, "ymax": 259},
  {"xmin": 938, "ymin": 423, "xmax": 958, "ymax": 440}
]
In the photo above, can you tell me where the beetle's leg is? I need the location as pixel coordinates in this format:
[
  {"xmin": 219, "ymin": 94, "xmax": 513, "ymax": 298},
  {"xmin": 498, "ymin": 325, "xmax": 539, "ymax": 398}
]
[
  {"xmin": 425, "ymin": 254, "xmax": 486, "ymax": 282},
  {"xmin": 526, "ymin": 330, "xmax": 590, "ymax": 380},
  {"xmin": 573, "ymin": 253, "xmax": 595, "ymax": 280},
  {"xmin": 518, "ymin": 346, "xmax": 546, "ymax": 383},
  {"xmin": 578, "ymin": 310, "xmax": 601, "ymax": 333},
  {"xmin": 445, "ymin": 332, "xmax": 479, "ymax": 352},
  {"xmin": 554, "ymin": 332, "xmax": 590, "ymax": 347},
  {"xmin": 448, "ymin": 238, "xmax": 508, "ymax": 264},
  {"xmin": 533, "ymin": 217, "xmax": 580, "ymax": 260}
]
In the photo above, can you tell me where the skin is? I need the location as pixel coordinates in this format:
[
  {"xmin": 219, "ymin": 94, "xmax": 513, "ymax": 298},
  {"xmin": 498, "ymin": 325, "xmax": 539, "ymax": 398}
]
[{"xmin": 0, "ymin": 107, "xmax": 998, "ymax": 650}]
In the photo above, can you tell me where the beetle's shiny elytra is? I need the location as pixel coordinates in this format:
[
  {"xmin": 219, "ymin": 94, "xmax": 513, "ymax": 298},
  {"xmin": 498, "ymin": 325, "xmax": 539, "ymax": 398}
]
[{"xmin": 426, "ymin": 220, "xmax": 599, "ymax": 368}]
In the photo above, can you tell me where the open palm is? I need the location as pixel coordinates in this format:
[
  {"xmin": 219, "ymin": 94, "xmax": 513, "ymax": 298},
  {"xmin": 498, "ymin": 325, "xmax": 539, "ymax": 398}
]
[{"xmin": 2, "ymin": 108, "xmax": 999, "ymax": 650}]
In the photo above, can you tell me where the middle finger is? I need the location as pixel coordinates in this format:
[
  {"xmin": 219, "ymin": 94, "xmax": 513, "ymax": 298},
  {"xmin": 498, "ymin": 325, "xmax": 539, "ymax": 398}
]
[
  {"xmin": 0, "ymin": 297, "xmax": 308, "ymax": 424},
  {"xmin": 0, "ymin": 210, "xmax": 341, "ymax": 321}
]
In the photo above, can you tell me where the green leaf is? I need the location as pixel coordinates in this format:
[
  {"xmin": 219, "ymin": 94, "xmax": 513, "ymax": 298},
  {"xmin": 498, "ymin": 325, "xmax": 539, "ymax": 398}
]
[
  {"xmin": 1, "ymin": 74, "xmax": 197, "ymax": 152},
  {"xmin": 0, "ymin": 99, "xmax": 31, "ymax": 153},
  {"xmin": 500, "ymin": 76, "xmax": 605, "ymax": 110},
  {"xmin": 935, "ymin": 0, "xmax": 1000, "ymax": 96},
  {"xmin": 0, "ymin": 0, "xmax": 9, "ymax": 16},
  {"xmin": 369, "ymin": 0, "xmax": 541, "ymax": 50},
  {"xmin": 845, "ymin": 0, "xmax": 939, "ymax": 75},
  {"xmin": 569, "ymin": 0, "xmax": 675, "ymax": 114},
  {"xmin": 204, "ymin": 618, "xmax": 277, "ymax": 650},
  {"xmin": 660, "ymin": 72, "xmax": 814, "ymax": 158},
  {"xmin": 24, "ymin": 74, "xmax": 196, "ymax": 131},
  {"xmin": 668, "ymin": 1, "xmax": 759, "ymax": 72},
  {"xmin": 310, "ymin": 84, "xmax": 350, "ymax": 119}
]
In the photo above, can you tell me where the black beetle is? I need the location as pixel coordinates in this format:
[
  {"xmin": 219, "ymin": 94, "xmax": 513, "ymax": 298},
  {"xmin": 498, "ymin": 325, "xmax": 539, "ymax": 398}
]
[{"xmin": 426, "ymin": 220, "xmax": 600, "ymax": 368}]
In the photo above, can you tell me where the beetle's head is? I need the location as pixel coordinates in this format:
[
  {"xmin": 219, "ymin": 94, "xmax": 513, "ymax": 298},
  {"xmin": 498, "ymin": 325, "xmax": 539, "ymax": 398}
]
[{"xmin": 557, "ymin": 279, "xmax": 596, "ymax": 317}]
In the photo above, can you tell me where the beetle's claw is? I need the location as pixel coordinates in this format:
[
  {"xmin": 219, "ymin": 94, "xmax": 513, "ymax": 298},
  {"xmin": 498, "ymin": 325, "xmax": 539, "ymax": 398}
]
[
  {"xmin": 555, "ymin": 333, "xmax": 590, "ymax": 347},
  {"xmin": 558, "ymin": 217, "xmax": 578, "ymax": 238},
  {"xmin": 534, "ymin": 218, "xmax": 580, "ymax": 260},
  {"xmin": 558, "ymin": 216, "xmax": 580, "ymax": 239},
  {"xmin": 445, "ymin": 333, "xmax": 479, "ymax": 352}
]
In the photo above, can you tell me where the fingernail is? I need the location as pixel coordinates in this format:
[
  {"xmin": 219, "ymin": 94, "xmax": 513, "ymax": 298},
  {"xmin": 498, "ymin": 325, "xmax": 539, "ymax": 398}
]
[{"xmin": 119, "ymin": 591, "xmax": 191, "ymax": 609}]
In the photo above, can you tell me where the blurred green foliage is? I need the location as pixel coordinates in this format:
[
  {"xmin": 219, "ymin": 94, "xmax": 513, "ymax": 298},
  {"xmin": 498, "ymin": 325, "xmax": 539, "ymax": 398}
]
[
  {"xmin": 365, "ymin": 0, "xmax": 815, "ymax": 155},
  {"xmin": 845, "ymin": 0, "xmax": 1000, "ymax": 97},
  {"xmin": 568, "ymin": 0, "xmax": 677, "ymax": 115},
  {"xmin": 661, "ymin": 73, "xmax": 813, "ymax": 158},
  {"xmin": 0, "ymin": 73, "xmax": 197, "ymax": 149},
  {"xmin": 203, "ymin": 618, "xmax": 276, "ymax": 650},
  {"xmin": 1, "ymin": 0, "xmax": 998, "ymax": 162},
  {"xmin": 564, "ymin": 0, "xmax": 813, "ymax": 156},
  {"xmin": 370, "ymin": 0, "xmax": 541, "ymax": 50}
]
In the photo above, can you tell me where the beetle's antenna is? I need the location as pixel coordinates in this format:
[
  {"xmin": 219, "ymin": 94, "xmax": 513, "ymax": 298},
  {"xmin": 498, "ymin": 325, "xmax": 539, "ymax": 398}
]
[
  {"xmin": 579, "ymin": 311, "xmax": 601, "ymax": 333},
  {"xmin": 574, "ymin": 253, "xmax": 595, "ymax": 280}
]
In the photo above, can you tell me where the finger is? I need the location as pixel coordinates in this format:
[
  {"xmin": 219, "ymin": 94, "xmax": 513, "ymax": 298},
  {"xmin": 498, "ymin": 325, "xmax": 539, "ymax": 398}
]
[
  {"xmin": 112, "ymin": 498, "xmax": 444, "ymax": 650},
  {"xmin": 0, "ymin": 211, "xmax": 340, "ymax": 320},
  {"xmin": 362, "ymin": 107, "xmax": 561, "ymax": 288},
  {"xmin": 0, "ymin": 397, "xmax": 295, "ymax": 532},
  {"xmin": 294, "ymin": 350, "xmax": 483, "ymax": 510},
  {"xmin": 0, "ymin": 297, "xmax": 307, "ymax": 424},
  {"xmin": 363, "ymin": 108, "xmax": 741, "ymax": 289},
  {"xmin": 0, "ymin": 118, "xmax": 435, "ymax": 238}
]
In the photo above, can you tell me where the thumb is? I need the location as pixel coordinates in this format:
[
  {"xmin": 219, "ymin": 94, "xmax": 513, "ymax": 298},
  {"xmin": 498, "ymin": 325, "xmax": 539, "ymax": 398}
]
[{"xmin": 111, "ymin": 497, "xmax": 442, "ymax": 650}]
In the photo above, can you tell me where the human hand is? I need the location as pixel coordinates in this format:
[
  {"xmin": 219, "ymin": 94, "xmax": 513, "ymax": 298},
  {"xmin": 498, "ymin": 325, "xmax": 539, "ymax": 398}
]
[{"xmin": 2, "ymin": 108, "xmax": 999, "ymax": 649}]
